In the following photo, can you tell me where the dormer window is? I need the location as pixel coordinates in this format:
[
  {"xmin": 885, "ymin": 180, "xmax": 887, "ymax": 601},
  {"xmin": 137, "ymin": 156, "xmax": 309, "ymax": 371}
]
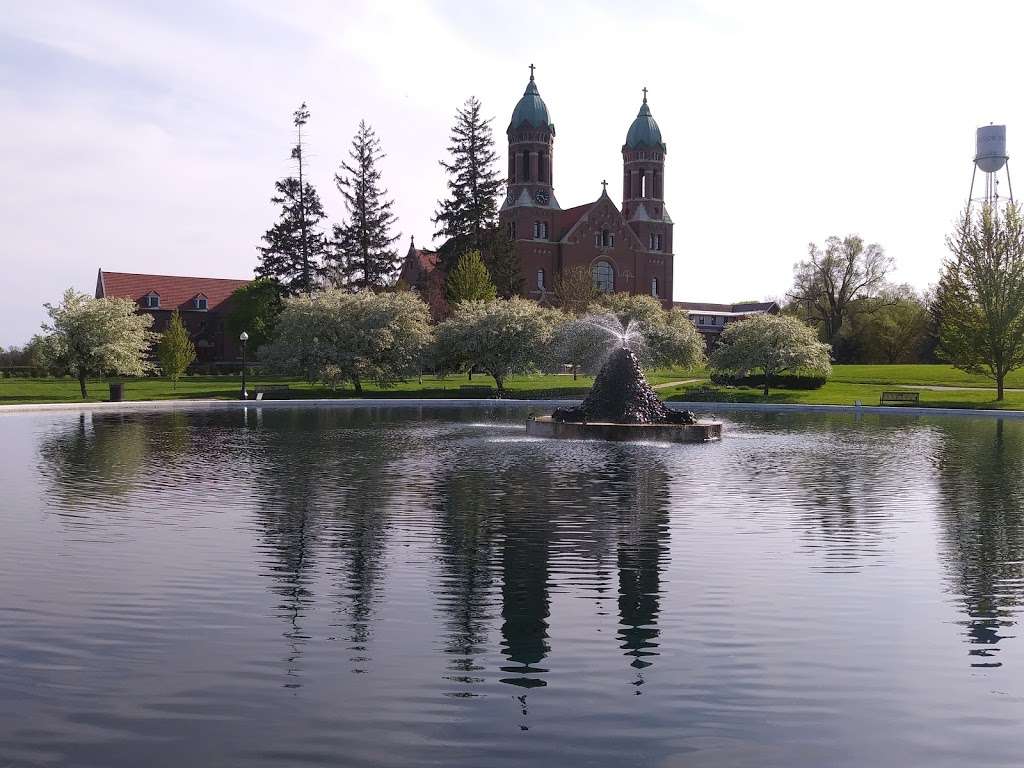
[
  {"xmin": 144, "ymin": 292, "xmax": 160, "ymax": 309},
  {"xmin": 193, "ymin": 295, "xmax": 208, "ymax": 311}
]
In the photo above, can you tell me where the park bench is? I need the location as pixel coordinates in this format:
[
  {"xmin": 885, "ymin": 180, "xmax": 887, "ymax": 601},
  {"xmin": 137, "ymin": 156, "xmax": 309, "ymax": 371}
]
[
  {"xmin": 253, "ymin": 384, "xmax": 291, "ymax": 401},
  {"xmin": 459, "ymin": 384, "xmax": 494, "ymax": 397},
  {"xmin": 879, "ymin": 390, "xmax": 919, "ymax": 406}
]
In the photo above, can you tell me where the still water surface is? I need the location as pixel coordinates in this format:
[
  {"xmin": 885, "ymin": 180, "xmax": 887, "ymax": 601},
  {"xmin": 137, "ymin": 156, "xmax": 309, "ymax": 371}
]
[{"xmin": 1, "ymin": 406, "xmax": 1023, "ymax": 767}]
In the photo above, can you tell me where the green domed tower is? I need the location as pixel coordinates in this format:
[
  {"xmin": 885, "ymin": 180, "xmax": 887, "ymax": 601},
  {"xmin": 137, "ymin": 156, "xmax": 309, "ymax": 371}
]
[
  {"xmin": 622, "ymin": 89, "xmax": 672, "ymax": 265},
  {"xmin": 503, "ymin": 64, "xmax": 558, "ymax": 214}
]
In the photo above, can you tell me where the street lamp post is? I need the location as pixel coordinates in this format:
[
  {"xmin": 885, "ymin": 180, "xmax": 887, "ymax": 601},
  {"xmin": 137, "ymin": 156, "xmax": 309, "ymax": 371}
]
[{"xmin": 239, "ymin": 331, "xmax": 249, "ymax": 400}]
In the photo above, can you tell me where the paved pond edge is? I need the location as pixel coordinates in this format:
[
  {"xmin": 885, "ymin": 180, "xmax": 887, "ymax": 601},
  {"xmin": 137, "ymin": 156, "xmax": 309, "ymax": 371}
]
[{"xmin": 3, "ymin": 398, "xmax": 1024, "ymax": 420}]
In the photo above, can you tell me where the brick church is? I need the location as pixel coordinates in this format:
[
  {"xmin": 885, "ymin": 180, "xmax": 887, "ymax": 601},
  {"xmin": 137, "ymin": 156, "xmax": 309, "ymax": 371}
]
[{"xmin": 402, "ymin": 65, "xmax": 674, "ymax": 308}]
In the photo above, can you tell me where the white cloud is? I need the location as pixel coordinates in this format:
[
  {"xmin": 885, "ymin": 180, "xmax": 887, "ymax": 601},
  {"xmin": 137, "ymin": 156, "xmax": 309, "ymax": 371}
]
[{"xmin": 2, "ymin": 0, "xmax": 1021, "ymax": 345}]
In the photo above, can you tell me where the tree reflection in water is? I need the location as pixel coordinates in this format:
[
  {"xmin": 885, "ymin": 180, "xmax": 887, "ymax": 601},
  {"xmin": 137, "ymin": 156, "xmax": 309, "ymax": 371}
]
[{"xmin": 933, "ymin": 418, "xmax": 1024, "ymax": 667}]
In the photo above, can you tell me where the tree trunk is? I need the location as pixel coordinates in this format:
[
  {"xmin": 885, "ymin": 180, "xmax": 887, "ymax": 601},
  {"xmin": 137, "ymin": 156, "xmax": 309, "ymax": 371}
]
[
  {"xmin": 494, "ymin": 375, "xmax": 504, "ymax": 397},
  {"xmin": 997, "ymin": 373, "xmax": 1005, "ymax": 401},
  {"xmin": 353, "ymin": 374, "xmax": 363, "ymax": 395},
  {"xmin": 572, "ymin": 364, "xmax": 578, "ymax": 381},
  {"xmin": 763, "ymin": 377, "xmax": 770, "ymax": 398},
  {"xmin": 78, "ymin": 371, "xmax": 88, "ymax": 399}
]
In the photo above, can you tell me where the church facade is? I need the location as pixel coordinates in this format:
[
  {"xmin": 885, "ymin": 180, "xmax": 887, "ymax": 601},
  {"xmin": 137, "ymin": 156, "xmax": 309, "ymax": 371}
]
[{"xmin": 498, "ymin": 67, "xmax": 674, "ymax": 306}]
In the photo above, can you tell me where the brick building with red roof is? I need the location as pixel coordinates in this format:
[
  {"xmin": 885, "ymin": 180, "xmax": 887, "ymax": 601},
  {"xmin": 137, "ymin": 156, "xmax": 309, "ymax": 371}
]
[
  {"xmin": 400, "ymin": 67, "xmax": 674, "ymax": 310},
  {"xmin": 95, "ymin": 269, "xmax": 251, "ymax": 362}
]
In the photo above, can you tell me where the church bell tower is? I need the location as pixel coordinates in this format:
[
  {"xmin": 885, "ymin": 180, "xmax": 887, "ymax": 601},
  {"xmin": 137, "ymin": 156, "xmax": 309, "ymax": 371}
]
[{"xmin": 503, "ymin": 64, "xmax": 558, "ymax": 212}]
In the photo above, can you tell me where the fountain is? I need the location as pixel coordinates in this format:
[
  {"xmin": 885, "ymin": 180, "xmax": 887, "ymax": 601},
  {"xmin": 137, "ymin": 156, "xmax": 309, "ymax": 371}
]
[{"xmin": 527, "ymin": 314, "xmax": 722, "ymax": 443}]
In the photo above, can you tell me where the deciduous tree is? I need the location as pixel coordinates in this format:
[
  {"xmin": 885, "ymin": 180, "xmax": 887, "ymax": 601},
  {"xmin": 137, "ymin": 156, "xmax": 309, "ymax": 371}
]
[
  {"xmin": 157, "ymin": 311, "xmax": 196, "ymax": 389},
  {"xmin": 40, "ymin": 288, "xmax": 156, "ymax": 398},
  {"xmin": 710, "ymin": 314, "xmax": 832, "ymax": 397},
  {"xmin": 554, "ymin": 264, "xmax": 597, "ymax": 315},
  {"xmin": 436, "ymin": 298, "xmax": 553, "ymax": 394},
  {"xmin": 935, "ymin": 204, "xmax": 1024, "ymax": 400},
  {"xmin": 261, "ymin": 289, "xmax": 433, "ymax": 394},
  {"xmin": 788, "ymin": 235, "xmax": 893, "ymax": 344},
  {"xmin": 226, "ymin": 278, "xmax": 283, "ymax": 355}
]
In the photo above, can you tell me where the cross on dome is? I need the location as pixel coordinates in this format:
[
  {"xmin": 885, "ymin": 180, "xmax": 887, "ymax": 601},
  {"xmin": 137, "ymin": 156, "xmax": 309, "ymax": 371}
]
[
  {"xmin": 529, "ymin": 63, "xmax": 536, "ymax": 80},
  {"xmin": 642, "ymin": 86, "xmax": 648, "ymax": 103}
]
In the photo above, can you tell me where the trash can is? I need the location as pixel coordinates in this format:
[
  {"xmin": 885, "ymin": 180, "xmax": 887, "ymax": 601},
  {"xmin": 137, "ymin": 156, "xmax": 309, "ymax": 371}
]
[{"xmin": 109, "ymin": 382, "xmax": 124, "ymax": 402}]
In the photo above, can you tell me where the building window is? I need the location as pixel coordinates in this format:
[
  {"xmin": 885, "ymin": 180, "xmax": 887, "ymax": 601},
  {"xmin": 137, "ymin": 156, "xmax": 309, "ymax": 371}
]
[
  {"xmin": 537, "ymin": 269, "xmax": 545, "ymax": 290},
  {"xmin": 533, "ymin": 221, "xmax": 541, "ymax": 239},
  {"xmin": 649, "ymin": 233, "xmax": 655, "ymax": 250},
  {"xmin": 698, "ymin": 316, "xmax": 706, "ymax": 325},
  {"xmin": 595, "ymin": 232, "xmax": 602, "ymax": 247},
  {"xmin": 651, "ymin": 277, "xmax": 659, "ymax": 297},
  {"xmin": 600, "ymin": 229, "xmax": 614, "ymax": 247},
  {"xmin": 194, "ymin": 296, "xmax": 208, "ymax": 310},
  {"xmin": 592, "ymin": 261, "xmax": 614, "ymax": 293},
  {"xmin": 145, "ymin": 293, "xmax": 160, "ymax": 309},
  {"xmin": 542, "ymin": 221, "xmax": 549, "ymax": 239},
  {"xmin": 656, "ymin": 234, "xmax": 663, "ymax": 250}
]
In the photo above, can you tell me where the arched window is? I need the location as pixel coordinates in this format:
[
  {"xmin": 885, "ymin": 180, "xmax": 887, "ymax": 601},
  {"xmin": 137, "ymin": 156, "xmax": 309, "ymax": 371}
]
[
  {"xmin": 537, "ymin": 269, "xmax": 545, "ymax": 290},
  {"xmin": 592, "ymin": 261, "xmax": 614, "ymax": 293},
  {"xmin": 601, "ymin": 229, "xmax": 613, "ymax": 247},
  {"xmin": 541, "ymin": 221, "xmax": 549, "ymax": 239},
  {"xmin": 649, "ymin": 233, "xmax": 655, "ymax": 250},
  {"xmin": 507, "ymin": 221, "xmax": 516, "ymax": 239},
  {"xmin": 533, "ymin": 221, "xmax": 541, "ymax": 239},
  {"xmin": 656, "ymin": 234, "xmax": 663, "ymax": 250},
  {"xmin": 651, "ymin": 277, "xmax": 659, "ymax": 297}
]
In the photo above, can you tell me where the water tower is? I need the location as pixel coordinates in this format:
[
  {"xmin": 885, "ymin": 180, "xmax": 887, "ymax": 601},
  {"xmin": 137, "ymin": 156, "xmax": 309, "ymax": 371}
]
[{"xmin": 968, "ymin": 124, "xmax": 1014, "ymax": 208}]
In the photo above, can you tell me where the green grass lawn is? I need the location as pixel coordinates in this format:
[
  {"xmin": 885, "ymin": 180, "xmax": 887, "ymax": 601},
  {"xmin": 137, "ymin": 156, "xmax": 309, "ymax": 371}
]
[{"xmin": 1, "ymin": 364, "xmax": 1020, "ymax": 409}]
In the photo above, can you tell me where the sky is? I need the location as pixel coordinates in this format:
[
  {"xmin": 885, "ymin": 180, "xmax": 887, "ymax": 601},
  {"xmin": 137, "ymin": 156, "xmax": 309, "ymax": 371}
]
[{"xmin": 1, "ymin": 0, "xmax": 1020, "ymax": 346}]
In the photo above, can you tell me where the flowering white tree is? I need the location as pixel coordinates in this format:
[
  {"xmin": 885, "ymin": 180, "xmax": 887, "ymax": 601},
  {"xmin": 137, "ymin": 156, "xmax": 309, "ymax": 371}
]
[
  {"xmin": 643, "ymin": 308, "xmax": 706, "ymax": 370},
  {"xmin": 262, "ymin": 289, "xmax": 433, "ymax": 393},
  {"xmin": 710, "ymin": 314, "xmax": 832, "ymax": 396},
  {"xmin": 436, "ymin": 298, "xmax": 554, "ymax": 394},
  {"xmin": 41, "ymin": 288, "xmax": 156, "ymax": 399}
]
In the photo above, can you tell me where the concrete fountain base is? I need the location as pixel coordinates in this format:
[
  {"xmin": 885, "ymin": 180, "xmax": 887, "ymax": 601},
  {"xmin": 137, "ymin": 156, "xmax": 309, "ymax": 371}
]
[{"xmin": 527, "ymin": 415, "xmax": 722, "ymax": 443}]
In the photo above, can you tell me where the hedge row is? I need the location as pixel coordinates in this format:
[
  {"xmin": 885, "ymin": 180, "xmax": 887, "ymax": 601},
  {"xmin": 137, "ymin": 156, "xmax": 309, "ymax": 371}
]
[{"xmin": 709, "ymin": 372, "xmax": 827, "ymax": 390}]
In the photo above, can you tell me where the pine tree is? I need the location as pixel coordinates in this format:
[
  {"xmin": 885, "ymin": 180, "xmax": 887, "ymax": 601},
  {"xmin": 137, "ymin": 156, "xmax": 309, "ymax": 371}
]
[
  {"xmin": 157, "ymin": 310, "xmax": 196, "ymax": 389},
  {"xmin": 446, "ymin": 250, "xmax": 497, "ymax": 306},
  {"xmin": 481, "ymin": 226, "xmax": 522, "ymax": 299},
  {"xmin": 256, "ymin": 103, "xmax": 329, "ymax": 296},
  {"xmin": 330, "ymin": 121, "xmax": 401, "ymax": 291},
  {"xmin": 433, "ymin": 97, "xmax": 504, "ymax": 268}
]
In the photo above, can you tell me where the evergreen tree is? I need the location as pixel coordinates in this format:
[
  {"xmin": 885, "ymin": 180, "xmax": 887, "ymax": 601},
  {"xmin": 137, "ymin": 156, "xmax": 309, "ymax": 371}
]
[
  {"xmin": 330, "ymin": 121, "xmax": 401, "ymax": 291},
  {"xmin": 481, "ymin": 226, "xmax": 522, "ymax": 299},
  {"xmin": 256, "ymin": 103, "xmax": 329, "ymax": 296},
  {"xmin": 433, "ymin": 97, "xmax": 504, "ymax": 268},
  {"xmin": 157, "ymin": 311, "xmax": 196, "ymax": 389},
  {"xmin": 446, "ymin": 250, "xmax": 497, "ymax": 306}
]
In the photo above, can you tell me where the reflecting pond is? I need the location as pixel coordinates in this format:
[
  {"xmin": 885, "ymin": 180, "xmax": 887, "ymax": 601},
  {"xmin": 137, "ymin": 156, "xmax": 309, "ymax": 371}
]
[{"xmin": 2, "ymin": 406, "xmax": 1024, "ymax": 767}]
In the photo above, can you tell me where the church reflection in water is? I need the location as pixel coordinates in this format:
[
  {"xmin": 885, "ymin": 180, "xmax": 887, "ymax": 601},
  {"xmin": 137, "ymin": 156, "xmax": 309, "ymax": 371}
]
[{"xmin": 33, "ymin": 406, "xmax": 1024, "ymax": 694}]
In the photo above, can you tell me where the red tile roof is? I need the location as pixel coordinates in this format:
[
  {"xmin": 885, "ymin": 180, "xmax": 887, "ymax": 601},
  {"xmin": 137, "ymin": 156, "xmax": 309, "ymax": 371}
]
[
  {"xmin": 96, "ymin": 270, "xmax": 251, "ymax": 312},
  {"xmin": 398, "ymin": 248, "xmax": 441, "ymax": 285},
  {"xmin": 556, "ymin": 203, "xmax": 593, "ymax": 241}
]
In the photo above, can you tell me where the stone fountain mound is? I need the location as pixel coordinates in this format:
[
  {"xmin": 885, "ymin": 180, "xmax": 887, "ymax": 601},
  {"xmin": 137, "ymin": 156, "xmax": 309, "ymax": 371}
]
[{"xmin": 527, "ymin": 347, "xmax": 721, "ymax": 443}]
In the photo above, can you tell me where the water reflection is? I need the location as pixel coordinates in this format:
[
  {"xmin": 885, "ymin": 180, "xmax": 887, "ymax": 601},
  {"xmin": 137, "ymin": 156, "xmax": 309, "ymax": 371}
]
[
  {"xmin": 933, "ymin": 418, "xmax": 1024, "ymax": 666},
  {"xmin": 17, "ymin": 406, "xmax": 1024, "ymax": 767}
]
